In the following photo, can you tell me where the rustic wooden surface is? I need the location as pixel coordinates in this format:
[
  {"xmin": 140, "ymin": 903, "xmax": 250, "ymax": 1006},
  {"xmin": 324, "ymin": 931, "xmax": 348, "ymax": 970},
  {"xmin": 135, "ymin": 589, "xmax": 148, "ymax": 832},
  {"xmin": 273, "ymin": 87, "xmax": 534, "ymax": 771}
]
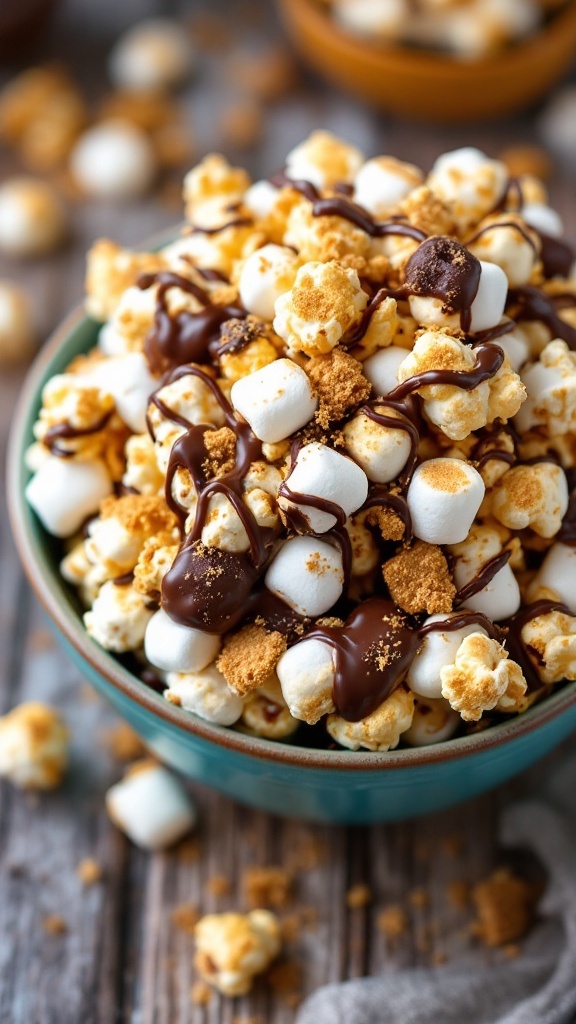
[{"xmin": 0, "ymin": 2, "xmax": 575, "ymax": 1022}]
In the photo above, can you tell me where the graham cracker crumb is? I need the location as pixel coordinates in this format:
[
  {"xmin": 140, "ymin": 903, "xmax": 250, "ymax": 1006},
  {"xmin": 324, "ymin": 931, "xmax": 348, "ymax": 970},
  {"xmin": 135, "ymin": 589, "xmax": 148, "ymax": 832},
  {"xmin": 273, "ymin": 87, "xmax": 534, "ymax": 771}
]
[
  {"xmin": 43, "ymin": 914, "xmax": 67, "ymax": 936},
  {"xmin": 419, "ymin": 460, "xmax": 471, "ymax": 494},
  {"xmin": 365, "ymin": 505, "xmax": 406, "ymax": 542},
  {"xmin": 76, "ymin": 858, "xmax": 103, "ymax": 886},
  {"xmin": 267, "ymin": 960, "xmax": 302, "ymax": 1008},
  {"xmin": 243, "ymin": 866, "xmax": 293, "ymax": 909},
  {"xmin": 190, "ymin": 980, "xmax": 213, "ymax": 1005},
  {"xmin": 280, "ymin": 906, "xmax": 318, "ymax": 942},
  {"xmin": 206, "ymin": 874, "xmax": 231, "ymax": 898},
  {"xmin": 171, "ymin": 903, "xmax": 200, "ymax": 935},
  {"xmin": 346, "ymin": 883, "xmax": 373, "ymax": 909},
  {"xmin": 377, "ymin": 905, "xmax": 408, "ymax": 939},
  {"xmin": 202, "ymin": 426, "xmax": 237, "ymax": 479},
  {"xmin": 446, "ymin": 880, "xmax": 471, "ymax": 909},
  {"xmin": 99, "ymin": 493, "xmax": 177, "ymax": 536},
  {"xmin": 408, "ymin": 887, "xmax": 430, "ymax": 909},
  {"xmin": 383, "ymin": 540, "xmax": 456, "ymax": 615},
  {"xmin": 472, "ymin": 868, "xmax": 539, "ymax": 947},
  {"xmin": 286, "ymin": 835, "xmax": 328, "ymax": 871},
  {"xmin": 176, "ymin": 837, "xmax": 202, "ymax": 861},
  {"xmin": 102, "ymin": 722, "xmax": 147, "ymax": 761},
  {"xmin": 217, "ymin": 624, "xmax": 287, "ymax": 697},
  {"xmin": 306, "ymin": 347, "xmax": 371, "ymax": 426}
]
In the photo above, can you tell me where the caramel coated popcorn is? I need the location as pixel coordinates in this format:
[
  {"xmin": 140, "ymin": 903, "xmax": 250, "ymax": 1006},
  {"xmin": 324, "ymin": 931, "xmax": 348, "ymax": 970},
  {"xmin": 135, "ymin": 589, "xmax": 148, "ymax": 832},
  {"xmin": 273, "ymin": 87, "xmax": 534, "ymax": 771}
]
[{"xmin": 26, "ymin": 132, "xmax": 576, "ymax": 754}]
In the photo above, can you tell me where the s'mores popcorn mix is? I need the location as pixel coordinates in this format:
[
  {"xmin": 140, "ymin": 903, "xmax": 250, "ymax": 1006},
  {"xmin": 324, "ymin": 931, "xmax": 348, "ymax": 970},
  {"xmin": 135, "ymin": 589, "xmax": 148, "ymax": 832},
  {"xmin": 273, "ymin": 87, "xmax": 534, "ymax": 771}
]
[{"xmin": 25, "ymin": 133, "xmax": 576, "ymax": 752}]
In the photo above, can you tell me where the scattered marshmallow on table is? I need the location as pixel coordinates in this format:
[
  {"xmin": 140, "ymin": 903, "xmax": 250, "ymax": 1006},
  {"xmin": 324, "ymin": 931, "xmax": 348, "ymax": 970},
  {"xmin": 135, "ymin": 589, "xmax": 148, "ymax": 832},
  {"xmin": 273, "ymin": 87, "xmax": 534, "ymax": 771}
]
[
  {"xmin": 230, "ymin": 357, "xmax": 317, "ymax": 443},
  {"xmin": 109, "ymin": 18, "xmax": 195, "ymax": 92},
  {"xmin": 0, "ymin": 702, "xmax": 68, "ymax": 789},
  {"xmin": 276, "ymin": 637, "xmax": 336, "ymax": 724},
  {"xmin": 280, "ymin": 442, "xmax": 369, "ymax": 532},
  {"xmin": 238, "ymin": 244, "xmax": 300, "ymax": 320},
  {"xmin": 105, "ymin": 760, "xmax": 196, "ymax": 850},
  {"xmin": 164, "ymin": 665, "xmax": 244, "ymax": 726},
  {"xmin": 403, "ymin": 697, "xmax": 460, "ymax": 747},
  {"xmin": 26, "ymin": 456, "xmax": 112, "ymax": 537},
  {"xmin": 145, "ymin": 608, "xmax": 220, "ymax": 674},
  {"xmin": 70, "ymin": 121, "xmax": 157, "ymax": 201},
  {"xmin": 406, "ymin": 459, "xmax": 485, "ymax": 545},
  {"xmin": 407, "ymin": 613, "xmax": 488, "ymax": 699},
  {"xmin": 265, "ymin": 535, "xmax": 344, "ymax": 617}
]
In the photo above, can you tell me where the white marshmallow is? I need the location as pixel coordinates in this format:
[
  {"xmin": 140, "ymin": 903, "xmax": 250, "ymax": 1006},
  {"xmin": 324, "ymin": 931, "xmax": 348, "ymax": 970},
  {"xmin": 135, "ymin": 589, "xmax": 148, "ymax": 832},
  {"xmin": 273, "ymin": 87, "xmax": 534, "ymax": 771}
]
[
  {"xmin": 284, "ymin": 132, "xmax": 364, "ymax": 190},
  {"xmin": 238, "ymin": 244, "xmax": 300, "ymax": 320},
  {"xmin": 144, "ymin": 609, "xmax": 221, "ymax": 674},
  {"xmin": 521, "ymin": 203, "xmax": 563, "ymax": 240},
  {"xmin": 243, "ymin": 180, "xmax": 280, "ymax": 221},
  {"xmin": 406, "ymin": 459, "xmax": 485, "ymax": 545},
  {"xmin": 90, "ymin": 353, "xmax": 156, "ymax": 433},
  {"xmin": 363, "ymin": 346, "xmax": 407, "ymax": 396},
  {"xmin": 276, "ymin": 638, "xmax": 335, "ymax": 724},
  {"xmin": 334, "ymin": 0, "xmax": 406, "ymax": 38},
  {"xmin": 265, "ymin": 536, "xmax": 344, "ymax": 617},
  {"xmin": 407, "ymin": 614, "xmax": 488, "ymax": 698},
  {"xmin": 529, "ymin": 543, "xmax": 576, "ymax": 613},
  {"xmin": 70, "ymin": 122, "xmax": 156, "ymax": 201},
  {"xmin": 164, "ymin": 665, "xmax": 243, "ymax": 726},
  {"xmin": 515, "ymin": 341, "xmax": 576, "ymax": 435},
  {"xmin": 468, "ymin": 261, "xmax": 508, "ymax": 335},
  {"xmin": 109, "ymin": 19, "xmax": 195, "ymax": 92},
  {"xmin": 26, "ymin": 456, "xmax": 111, "ymax": 538},
  {"xmin": 488, "ymin": 330, "xmax": 529, "ymax": 373},
  {"xmin": 451, "ymin": 529, "xmax": 521, "ymax": 621},
  {"xmin": 343, "ymin": 409, "xmax": 412, "ymax": 483},
  {"xmin": 106, "ymin": 762, "xmax": 196, "ymax": 850},
  {"xmin": 353, "ymin": 157, "xmax": 422, "ymax": 217},
  {"xmin": 230, "ymin": 358, "xmax": 317, "ymax": 443},
  {"xmin": 427, "ymin": 148, "xmax": 508, "ymax": 229},
  {"xmin": 281, "ymin": 442, "xmax": 368, "ymax": 532},
  {"xmin": 403, "ymin": 697, "xmax": 460, "ymax": 746}
]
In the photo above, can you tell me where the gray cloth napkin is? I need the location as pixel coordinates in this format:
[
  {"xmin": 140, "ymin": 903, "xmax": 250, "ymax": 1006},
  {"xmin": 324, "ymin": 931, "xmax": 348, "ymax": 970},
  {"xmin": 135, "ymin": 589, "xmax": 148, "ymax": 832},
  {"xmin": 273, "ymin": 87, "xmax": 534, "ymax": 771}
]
[{"xmin": 296, "ymin": 756, "xmax": 576, "ymax": 1024}]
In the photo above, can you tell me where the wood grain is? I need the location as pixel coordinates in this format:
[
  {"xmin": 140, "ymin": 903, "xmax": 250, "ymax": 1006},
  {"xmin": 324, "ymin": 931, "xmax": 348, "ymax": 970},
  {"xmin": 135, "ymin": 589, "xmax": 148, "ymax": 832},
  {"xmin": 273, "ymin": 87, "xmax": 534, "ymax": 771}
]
[{"xmin": 0, "ymin": 1, "xmax": 575, "ymax": 1021}]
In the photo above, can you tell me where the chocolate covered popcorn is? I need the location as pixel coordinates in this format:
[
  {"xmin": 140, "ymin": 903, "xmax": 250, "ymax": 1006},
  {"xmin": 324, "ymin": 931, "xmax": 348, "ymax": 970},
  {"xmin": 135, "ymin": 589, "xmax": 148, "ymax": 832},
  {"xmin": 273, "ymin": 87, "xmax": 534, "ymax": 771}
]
[{"xmin": 26, "ymin": 133, "xmax": 576, "ymax": 752}]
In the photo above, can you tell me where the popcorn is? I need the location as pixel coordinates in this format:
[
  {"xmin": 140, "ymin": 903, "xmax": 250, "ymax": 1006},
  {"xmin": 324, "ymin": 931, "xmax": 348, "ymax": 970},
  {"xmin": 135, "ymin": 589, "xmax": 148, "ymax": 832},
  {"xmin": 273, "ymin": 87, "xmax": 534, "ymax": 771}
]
[
  {"xmin": 86, "ymin": 494, "xmax": 177, "ymax": 576},
  {"xmin": 283, "ymin": 199, "xmax": 371, "ymax": 264},
  {"xmin": 407, "ymin": 614, "xmax": 489, "ymax": 699},
  {"xmin": 133, "ymin": 536, "xmax": 178, "ymax": 597},
  {"xmin": 26, "ymin": 456, "xmax": 112, "ymax": 538},
  {"xmin": 0, "ymin": 281, "xmax": 34, "ymax": 364},
  {"xmin": 122, "ymin": 433, "xmax": 164, "ymax": 495},
  {"xmin": 276, "ymin": 637, "xmax": 336, "ymax": 724},
  {"xmin": 284, "ymin": 130, "xmax": 364, "ymax": 190},
  {"xmin": 450, "ymin": 524, "xmax": 521, "ymax": 621},
  {"xmin": 279, "ymin": 442, "xmax": 369, "ymax": 532},
  {"xmin": 440, "ymin": 632, "xmax": 527, "ymax": 721},
  {"xmin": 403, "ymin": 697, "xmax": 460, "ymax": 746},
  {"xmin": 515, "ymin": 340, "xmax": 576, "ymax": 436},
  {"xmin": 109, "ymin": 19, "xmax": 195, "ymax": 92},
  {"xmin": 326, "ymin": 685, "xmax": 415, "ymax": 751},
  {"xmin": 0, "ymin": 177, "xmax": 65, "ymax": 258},
  {"xmin": 85, "ymin": 238, "xmax": 165, "ymax": 322},
  {"xmin": 273, "ymin": 260, "xmax": 368, "ymax": 357},
  {"xmin": 240, "ymin": 682, "xmax": 299, "ymax": 740},
  {"xmin": 353, "ymin": 156, "xmax": 423, "ymax": 218},
  {"xmin": 427, "ymin": 148, "xmax": 508, "ymax": 232},
  {"xmin": 343, "ymin": 406, "xmax": 413, "ymax": 483},
  {"xmin": 70, "ymin": 121, "xmax": 157, "ymax": 201},
  {"xmin": 490, "ymin": 462, "xmax": 569, "ymax": 538},
  {"xmin": 230, "ymin": 358, "xmax": 317, "ymax": 443},
  {"xmin": 467, "ymin": 214, "xmax": 540, "ymax": 288},
  {"xmin": 406, "ymin": 458, "xmax": 485, "ymax": 545},
  {"xmin": 0, "ymin": 702, "xmax": 68, "ymax": 789},
  {"xmin": 194, "ymin": 909, "xmax": 281, "ymax": 996},
  {"xmin": 164, "ymin": 665, "xmax": 244, "ymax": 725},
  {"xmin": 105, "ymin": 760, "xmax": 196, "ymax": 850},
  {"xmin": 84, "ymin": 581, "xmax": 154, "ymax": 652},
  {"xmin": 527, "ymin": 543, "xmax": 576, "ymax": 612},
  {"xmin": 519, "ymin": 609, "xmax": 576, "ymax": 684},
  {"xmin": 265, "ymin": 536, "xmax": 345, "ymax": 617},
  {"xmin": 238, "ymin": 244, "xmax": 300, "ymax": 320},
  {"xmin": 183, "ymin": 153, "xmax": 250, "ymax": 219}
]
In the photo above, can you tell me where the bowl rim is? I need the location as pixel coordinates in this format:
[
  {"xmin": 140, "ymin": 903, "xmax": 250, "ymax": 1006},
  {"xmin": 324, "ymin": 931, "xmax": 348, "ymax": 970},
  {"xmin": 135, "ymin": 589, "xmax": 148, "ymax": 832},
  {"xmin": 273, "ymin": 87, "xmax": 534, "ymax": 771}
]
[
  {"xmin": 8, "ymin": 305, "xmax": 576, "ymax": 772},
  {"xmin": 281, "ymin": 0, "xmax": 576, "ymax": 75}
]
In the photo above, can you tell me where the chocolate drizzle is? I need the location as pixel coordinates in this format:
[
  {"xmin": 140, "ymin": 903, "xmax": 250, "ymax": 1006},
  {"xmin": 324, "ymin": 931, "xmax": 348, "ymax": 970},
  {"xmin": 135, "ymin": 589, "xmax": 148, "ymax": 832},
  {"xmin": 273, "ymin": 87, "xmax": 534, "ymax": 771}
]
[
  {"xmin": 501, "ymin": 600, "xmax": 571, "ymax": 691},
  {"xmin": 190, "ymin": 217, "xmax": 253, "ymax": 235},
  {"xmin": 386, "ymin": 343, "xmax": 504, "ymax": 401},
  {"xmin": 418, "ymin": 609, "xmax": 503, "ymax": 643},
  {"xmin": 538, "ymin": 233, "xmax": 575, "ymax": 280},
  {"xmin": 138, "ymin": 270, "xmax": 244, "ymax": 373},
  {"xmin": 466, "ymin": 219, "xmax": 539, "ymax": 255},
  {"xmin": 361, "ymin": 401, "xmax": 420, "ymax": 487},
  {"xmin": 509, "ymin": 286, "xmax": 576, "ymax": 351},
  {"xmin": 44, "ymin": 409, "xmax": 114, "ymax": 456},
  {"xmin": 455, "ymin": 549, "xmax": 512, "ymax": 605},
  {"xmin": 558, "ymin": 489, "xmax": 576, "ymax": 546}
]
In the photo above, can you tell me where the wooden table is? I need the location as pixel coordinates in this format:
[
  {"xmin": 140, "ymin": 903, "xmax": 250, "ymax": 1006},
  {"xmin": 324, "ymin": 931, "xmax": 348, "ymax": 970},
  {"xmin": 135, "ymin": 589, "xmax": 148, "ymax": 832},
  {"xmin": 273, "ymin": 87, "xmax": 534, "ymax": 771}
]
[{"xmin": 0, "ymin": 2, "xmax": 575, "ymax": 1021}]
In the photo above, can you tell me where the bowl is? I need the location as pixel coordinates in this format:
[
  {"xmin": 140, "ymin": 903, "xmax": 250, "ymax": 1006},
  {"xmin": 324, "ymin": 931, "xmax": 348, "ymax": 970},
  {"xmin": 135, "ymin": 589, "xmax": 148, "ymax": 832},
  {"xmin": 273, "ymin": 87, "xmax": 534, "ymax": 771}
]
[
  {"xmin": 8, "ymin": 308, "xmax": 576, "ymax": 824},
  {"xmin": 278, "ymin": 0, "xmax": 576, "ymax": 121}
]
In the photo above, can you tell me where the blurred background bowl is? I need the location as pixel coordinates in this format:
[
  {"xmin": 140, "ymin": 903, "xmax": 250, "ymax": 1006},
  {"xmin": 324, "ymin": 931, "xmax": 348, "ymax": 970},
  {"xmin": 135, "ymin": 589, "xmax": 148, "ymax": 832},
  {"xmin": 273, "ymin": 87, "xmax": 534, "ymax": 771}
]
[{"xmin": 278, "ymin": 0, "xmax": 576, "ymax": 121}]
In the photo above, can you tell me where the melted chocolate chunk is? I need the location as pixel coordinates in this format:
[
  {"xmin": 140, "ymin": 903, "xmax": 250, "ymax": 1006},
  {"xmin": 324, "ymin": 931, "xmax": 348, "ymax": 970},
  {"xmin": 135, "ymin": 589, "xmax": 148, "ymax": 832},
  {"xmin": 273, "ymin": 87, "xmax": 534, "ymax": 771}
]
[
  {"xmin": 162, "ymin": 540, "xmax": 260, "ymax": 634},
  {"xmin": 404, "ymin": 236, "xmax": 481, "ymax": 331}
]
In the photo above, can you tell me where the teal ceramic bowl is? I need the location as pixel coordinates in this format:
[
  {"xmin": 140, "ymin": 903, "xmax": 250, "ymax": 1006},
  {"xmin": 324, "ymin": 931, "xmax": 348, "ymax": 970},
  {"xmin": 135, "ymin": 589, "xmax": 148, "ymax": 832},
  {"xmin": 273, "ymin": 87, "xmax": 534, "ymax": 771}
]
[{"xmin": 8, "ymin": 309, "xmax": 576, "ymax": 823}]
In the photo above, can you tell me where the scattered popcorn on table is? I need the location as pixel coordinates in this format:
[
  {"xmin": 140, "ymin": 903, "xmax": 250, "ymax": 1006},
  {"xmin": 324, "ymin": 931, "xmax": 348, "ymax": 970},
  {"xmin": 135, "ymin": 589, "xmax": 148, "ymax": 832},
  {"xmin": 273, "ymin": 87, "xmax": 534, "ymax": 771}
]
[
  {"xmin": 194, "ymin": 909, "xmax": 281, "ymax": 996},
  {"xmin": 0, "ymin": 702, "xmax": 68, "ymax": 789},
  {"xmin": 24, "ymin": 131, "xmax": 576, "ymax": 753}
]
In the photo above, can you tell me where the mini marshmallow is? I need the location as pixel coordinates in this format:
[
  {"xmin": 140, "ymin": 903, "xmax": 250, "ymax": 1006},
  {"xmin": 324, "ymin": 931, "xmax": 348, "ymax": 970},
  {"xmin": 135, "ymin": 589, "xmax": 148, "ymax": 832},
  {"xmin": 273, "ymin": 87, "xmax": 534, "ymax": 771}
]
[
  {"xmin": 281, "ymin": 442, "xmax": 368, "ymax": 532},
  {"xmin": 230, "ymin": 358, "xmax": 317, "ymax": 443},
  {"xmin": 106, "ymin": 760, "xmax": 196, "ymax": 850},
  {"xmin": 468, "ymin": 217, "xmax": 538, "ymax": 288},
  {"xmin": 243, "ymin": 179, "xmax": 280, "ymax": 221},
  {"xmin": 164, "ymin": 665, "xmax": 244, "ymax": 726},
  {"xmin": 109, "ymin": 19, "xmax": 195, "ymax": 92},
  {"xmin": 26, "ymin": 456, "xmax": 112, "ymax": 538},
  {"xmin": 334, "ymin": 0, "xmax": 406, "ymax": 39},
  {"xmin": 276, "ymin": 637, "xmax": 336, "ymax": 723},
  {"xmin": 326, "ymin": 686, "xmax": 415, "ymax": 752},
  {"xmin": 238, "ymin": 244, "xmax": 300, "ymax": 320},
  {"xmin": 71, "ymin": 122, "xmax": 156, "ymax": 201},
  {"xmin": 450, "ymin": 525, "xmax": 521, "ymax": 621},
  {"xmin": 144, "ymin": 608, "xmax": 220, "ymax": 674},
  {"xmin": 0, "ymin": 177, "xmax": 65, "ymax": 257},
  {"xmin": 528, "ymin": 543, "xmax": 576, "ymax": 613},
  {"xmin": 362, "ymin": 346, "xmax": 407, "ymax": 396},
  {"xmin": 515, "ymin": 340, "xmax": 576, "ymax": 436},
  {"xmin": 343, "ymin": 408, "xmax": 412, "ymax": 483},
  {"xmin": 407, "ymin": 613, "xmax": 489, "ymax": 699},
  {"xmin": 427, "ymin": 148, "xmax": 508, "ymax": 231},
  {"xmin": 468, "ymin": 261, "xmax": 508, "ymax": 334},
  {"xmin": 90, "ymin": 352, "xmax": 157, "ymax": 433},
  {"xmin": 406, "ymin": 459, "xmax": 485, "ymax": 545},
  {"xmin": 265, "ymin": 535, "xmax": 344, "ymax": 617},
  {"xmin": 521, "ymin": 202, "xmax": 563, "ymax": 240},
  {"xmin": 403, "ymin": 697, "xmax": 460, "ymax": 747},
  {"xmin": 0, "ymin": 702, "xmax": 68, "ymax": 789},
  {"xmin": 84, "ymin": 581, "xmax": 153, "ymax": 652},
  {"xmin": 353, "ymin": 156, "xmax": 423, "ymax": 217},
  {"xmin": 284, "ymin": 130, "xmax": 364, "ymax": 190},
  {"xmin": 488, "ymin": 330, "xmax": 529, "ymax": 373}
]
